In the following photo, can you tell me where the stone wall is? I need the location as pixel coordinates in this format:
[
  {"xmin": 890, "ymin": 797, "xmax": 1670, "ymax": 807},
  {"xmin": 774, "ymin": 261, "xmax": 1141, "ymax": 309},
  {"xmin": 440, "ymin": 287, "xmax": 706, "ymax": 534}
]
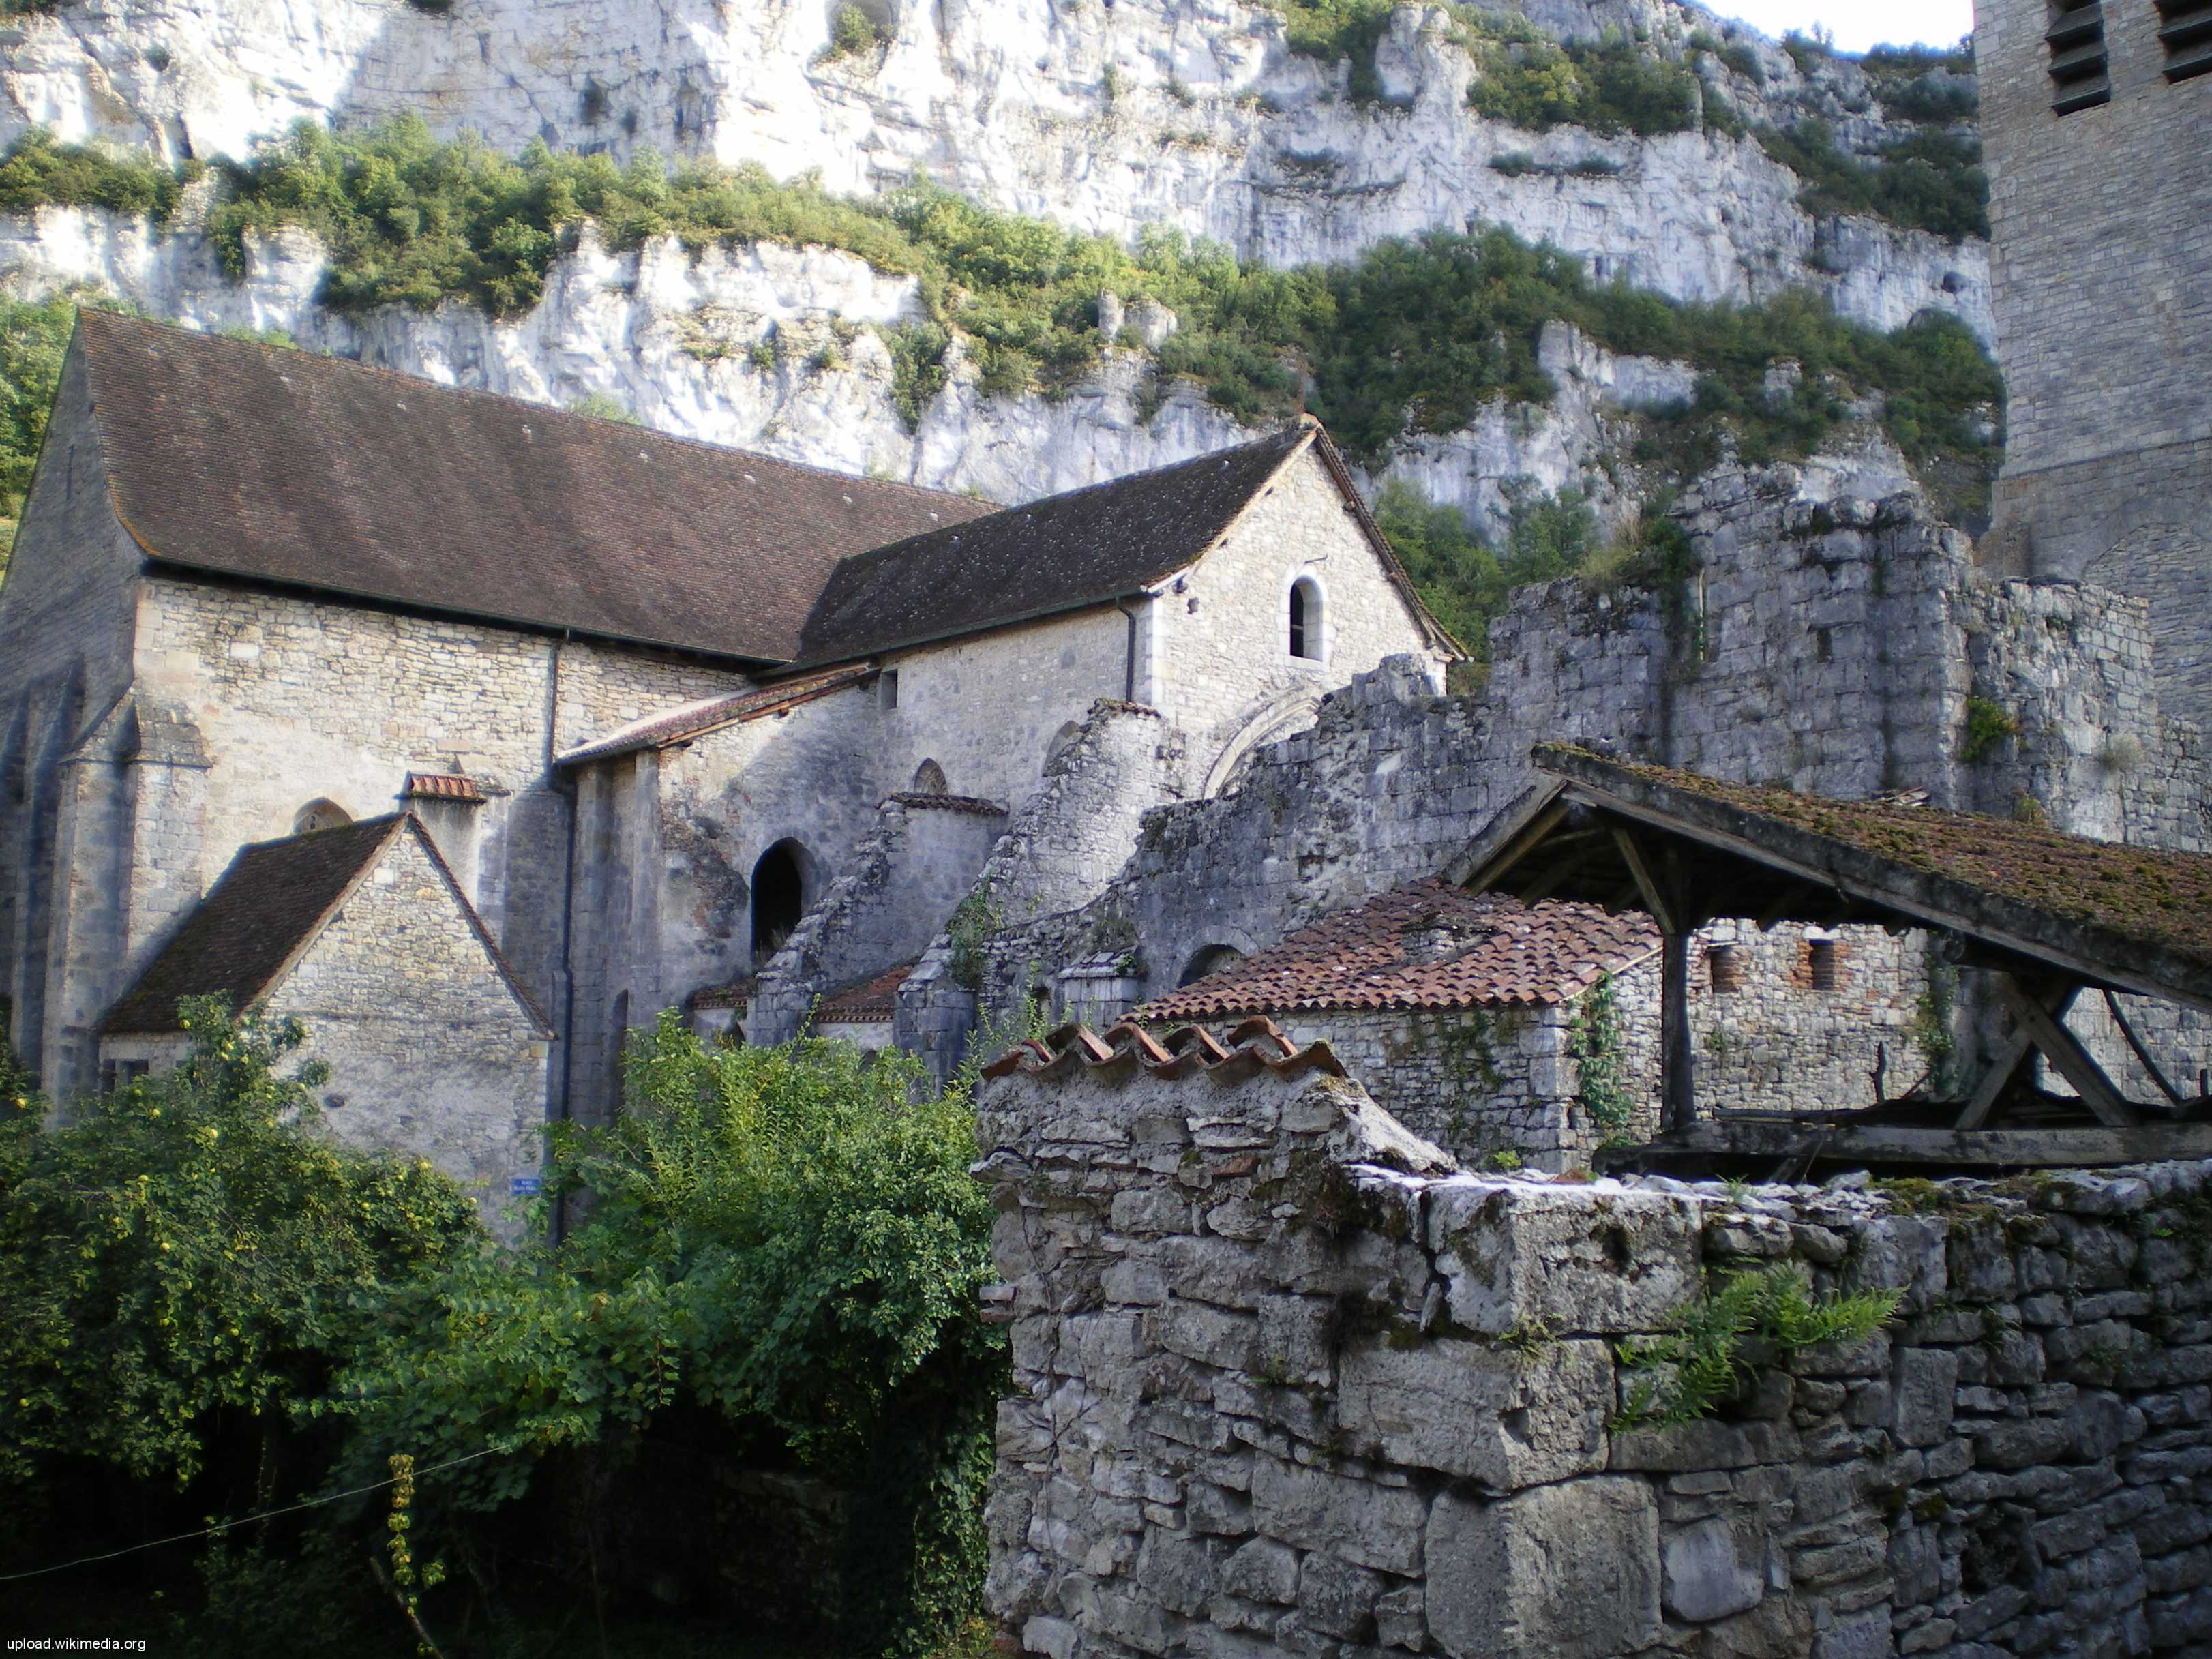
[
  {"xmin": 1977, "ymin": 0, "xmax": 2212, "ymax": 728},
  {"xmin": 978, "ymin": 1035, "xmax": 2212, "ymax": 1659},
  {"xmin": 748, "ymin": 793, "xmax": 1006, "ymax": 1046},
  {"xmin": 1147, "ymin": 444, "xmax": 1452, "ymax": 791},
  {"xmin": 264, "ymin": 821, "xmax": 550, "ymax": 1236}
]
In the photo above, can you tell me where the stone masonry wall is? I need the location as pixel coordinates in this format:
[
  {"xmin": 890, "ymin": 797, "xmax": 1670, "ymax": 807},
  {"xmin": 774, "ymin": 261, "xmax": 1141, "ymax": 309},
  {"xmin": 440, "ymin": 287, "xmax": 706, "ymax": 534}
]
[
  {"xmin": 263, "ymin": 821, "xmax": 549, "ymax": 1237},
  {"xmin": 978, "ymin": 1045, "xmax": 2212, "ymax": 1659}
]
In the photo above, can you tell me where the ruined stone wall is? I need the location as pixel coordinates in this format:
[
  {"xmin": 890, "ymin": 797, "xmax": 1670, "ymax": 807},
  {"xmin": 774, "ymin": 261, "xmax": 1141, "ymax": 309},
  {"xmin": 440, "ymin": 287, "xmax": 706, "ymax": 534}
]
[
  {"xmin": 1148, "ymin": 445, "xmax": 1450, "ymax": 792},
  {"xmin": 1682, "ymin": 925, "xmax": 1931, "ymax": 1118},
  {"xmin": 978, "ymin": 1049, "xmax": 2212, "ymax": 1659},
  {"xmin": 266, "ymin": 822, "xmax": 548, "ymax": 1236},
  {"xmin": 747, "ymin": 794, "xmax": 1006, "ymax": 1045}
]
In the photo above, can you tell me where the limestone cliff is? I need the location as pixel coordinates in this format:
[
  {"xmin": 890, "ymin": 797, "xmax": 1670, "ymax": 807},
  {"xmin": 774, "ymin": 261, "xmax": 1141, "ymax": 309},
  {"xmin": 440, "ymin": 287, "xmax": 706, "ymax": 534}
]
[{"xmin": 0, "ymin": 0, "xmax": 1991, "ymax": 532}]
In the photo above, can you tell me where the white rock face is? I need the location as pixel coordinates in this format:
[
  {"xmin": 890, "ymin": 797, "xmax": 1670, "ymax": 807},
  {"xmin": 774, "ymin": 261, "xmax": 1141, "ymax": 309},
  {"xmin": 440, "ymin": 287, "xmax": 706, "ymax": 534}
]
[{"xmin": 0, "ymin": 0, "xmax": 1988, "ymax": 338}]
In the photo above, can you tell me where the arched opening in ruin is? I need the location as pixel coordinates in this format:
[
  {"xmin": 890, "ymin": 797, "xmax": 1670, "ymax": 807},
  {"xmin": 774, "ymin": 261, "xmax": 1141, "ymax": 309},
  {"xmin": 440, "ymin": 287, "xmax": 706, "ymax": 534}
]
[
  {"xmin": 293, "ymin": 798, "xmax": 353, "ymax": 835},
  {"xmin": 1045, "ymin": 722, "xmax": 1082, "ymax": 771},
  {"xmin": 912, "ymin": 758, "xmax": 948, "ymax": 795},
  {"xmin": 1179, "ymin": 944, "xmax": 1246, "ymax": 988},
  {"xmin": 1288, "ymin": 576, "xmax": 1324, "ymax": 662},
  {"xmin": 750, "ymin": 840, "xmax": 807, "ymax": 963}
]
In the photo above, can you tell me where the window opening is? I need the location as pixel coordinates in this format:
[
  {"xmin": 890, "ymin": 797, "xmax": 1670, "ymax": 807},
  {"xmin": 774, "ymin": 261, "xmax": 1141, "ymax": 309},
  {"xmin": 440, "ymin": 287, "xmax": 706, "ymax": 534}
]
[
  {"xmin": 750, "ymin": 840, "xmax": 806, "ymax": 962},
  {"xmin": 1288, "ymin": 578, "xmax": 1323, "ymax": 661},
  {"xmin": 1707, "ymin": 944, "xmax": 1744, "ymax": 995},
  {"xmin": 2157, "ymin": 0, "xmax": 2212, "ymax": 80},
  {"xmin": 2047, "ymin": 1, "xmax": 2111, "ymax": 112},
  {"xmin": 293, "ymin": 798, "xmax": 353, "ymax": 835},
  {"xmin": 1808, "ymin": 938, "xmax": 1844, "ymax": 991},
  {"xmin": 911, "ymin": 758, "xmax": 948, "ymax": 795},
  {"xmin": 878, "ymin": 669, "xmax": 899, "ymax": 710}
]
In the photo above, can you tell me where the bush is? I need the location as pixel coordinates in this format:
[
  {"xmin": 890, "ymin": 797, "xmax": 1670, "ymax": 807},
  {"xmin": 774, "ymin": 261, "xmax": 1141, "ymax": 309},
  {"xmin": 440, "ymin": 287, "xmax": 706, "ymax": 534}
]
[
  {"xmin": 824, "ymin": 2, "xmax": 886, "ymax": 61},
  {"xmin": 0, "ymin": 288, "xmax": 80, "ymax": 567},
  {"xmin": 1462, "ymin": 19, "xmax": 1705, "ymax": 138},
  {"xmin": 0, "ymin": 128, "xmax": 194, "ymax": 222},
  {"xmin": 328, "ymin": 1016, "xmax": 1004, "ymax": 1655},
  {"xmin": 0, "ymin": 999, "xmax": 479, "ymax": 1491},
  {"xmin": 1757, "ymin": 118, "xmax": 1988, "ymax": 241}
]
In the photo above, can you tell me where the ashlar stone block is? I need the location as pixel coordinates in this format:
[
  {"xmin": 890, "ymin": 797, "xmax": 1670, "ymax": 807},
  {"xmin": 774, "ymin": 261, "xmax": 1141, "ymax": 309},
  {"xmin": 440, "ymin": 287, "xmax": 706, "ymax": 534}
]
[
  {"xmin": 1425, "ymin": 1478, "xmax": 1662, "ymax": 1658},
  {"xmin": 1336, "ymin": 1335, "xmax": 1611, "ymax": 1486}
]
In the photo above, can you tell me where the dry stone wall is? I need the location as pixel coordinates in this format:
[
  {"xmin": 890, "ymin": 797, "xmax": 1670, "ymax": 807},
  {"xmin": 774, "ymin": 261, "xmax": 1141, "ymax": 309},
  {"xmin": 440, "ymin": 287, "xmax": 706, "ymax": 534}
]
[{"xmin": 977, "ymin": 1045, "xmax": 2212, "ymax": 1659}]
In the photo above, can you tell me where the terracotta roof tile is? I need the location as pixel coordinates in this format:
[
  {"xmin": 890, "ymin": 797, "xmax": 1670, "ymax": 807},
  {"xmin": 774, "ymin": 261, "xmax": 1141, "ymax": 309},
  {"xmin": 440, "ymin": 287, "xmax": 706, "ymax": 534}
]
[
  {"xmin": 402, "ymin": 772, "xmax": 484, "ymax": 803},
  {"xmin": 813, "ymin": 961, "xmax": 915, "ymax": 1024},
  {"xmin": 981, "ymin": 1015, "xmax": 1345, "ymax": 1083},
  {"xmin": 75, "ymin": 311, "xmax": 989, "ymax": 663},
  {"xmin": 1133, "ymin": 879, "xmax": 1660, "ymax": 1023},
  {"xmin": 688, "ymin": 976, "xmax": 758, "ymax": 1012},
  {"xmin": 885, "ymin": 793, "xmax": 1006, "ymax": 816}
]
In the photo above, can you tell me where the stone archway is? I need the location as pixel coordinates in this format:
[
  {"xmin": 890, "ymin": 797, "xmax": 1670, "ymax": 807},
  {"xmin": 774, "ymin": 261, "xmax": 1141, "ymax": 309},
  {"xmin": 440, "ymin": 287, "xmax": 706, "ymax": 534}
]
[{"xmin": 1202, "ymin": 692, "xmax": 1325, "ymax": 799}]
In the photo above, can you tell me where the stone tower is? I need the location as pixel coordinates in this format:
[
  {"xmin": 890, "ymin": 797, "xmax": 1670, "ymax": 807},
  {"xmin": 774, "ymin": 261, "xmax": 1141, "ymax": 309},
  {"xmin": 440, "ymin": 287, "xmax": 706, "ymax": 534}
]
[{"xmin": 1976, "ymin": 0, "xmax": 2212, "ymax": 722}]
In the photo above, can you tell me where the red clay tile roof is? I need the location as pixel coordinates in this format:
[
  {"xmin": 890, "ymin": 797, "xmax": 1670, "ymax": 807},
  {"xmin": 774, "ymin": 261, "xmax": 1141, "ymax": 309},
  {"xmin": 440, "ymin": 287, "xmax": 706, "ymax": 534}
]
[
  {"xmin": 402, "ymin": 772, "xmax": 485, "ymax": 803},
  {"xmin": 99, "ymin": 814, "xmax": 550, "ymax": 1036},
  {"xmin": 688, "ymin": 976, "xmax": 758, "ymax": 1012},
  {"xmin": 556, "ymin": 663, "xmax": 876, "ymax": 766},
  {"xmin": 981, "ymin": 1015, "xmax": 1346, "ymax": 1083},
  {"xmin": 814, "ymin": 961, "xmax": 916, "ymax": 1024},
  {"xmin": 789, "ymin": 420, "xmax": 1461, "ymax": 668},
  {"xmin": 74, "ymin": 311, "xmax": 990, "ymax": 663},
  {"xmin": 1134, "ymin": 879, "xmax": 1660, "ymax": 1023}
]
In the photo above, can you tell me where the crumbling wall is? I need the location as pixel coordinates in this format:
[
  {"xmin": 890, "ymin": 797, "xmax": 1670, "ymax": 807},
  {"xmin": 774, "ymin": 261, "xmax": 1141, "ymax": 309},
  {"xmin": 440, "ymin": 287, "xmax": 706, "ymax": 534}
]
[
  {"xmin": 749, "ymin": 793, "xmax": 1006, "ymax": 1045},
  {"xmin": 978, "ymin": 1031, "xmax": 2212, "ymax": 1659}
]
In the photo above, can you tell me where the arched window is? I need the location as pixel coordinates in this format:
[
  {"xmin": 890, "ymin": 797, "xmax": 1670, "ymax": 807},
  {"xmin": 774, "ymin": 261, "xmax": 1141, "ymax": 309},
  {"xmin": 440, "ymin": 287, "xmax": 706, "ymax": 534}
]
[
  {"xmin": 1288, "ymin": 576, "xmax": 1324, "ymax": 661},
  {"xmin": 293, "ymin": 798, "xmax": 353, "ymax": 835},
  {"xmin": 911, "ymin": 758, "xmax": 948, "ymax": 795},
  {"xmin": 1179, "ymin": 944, "xmax": 1246, "ymax": 987},
  {"xmin": 751, "ymin": 839, "xmax": 807, "ymax": 962}
]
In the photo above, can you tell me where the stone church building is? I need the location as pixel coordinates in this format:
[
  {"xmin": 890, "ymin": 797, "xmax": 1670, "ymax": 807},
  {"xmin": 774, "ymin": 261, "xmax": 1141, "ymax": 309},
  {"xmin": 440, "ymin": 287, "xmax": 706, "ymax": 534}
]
[{"xmin": 0, "ymin": 309, "xmax": 1456, "ymax": 1217}]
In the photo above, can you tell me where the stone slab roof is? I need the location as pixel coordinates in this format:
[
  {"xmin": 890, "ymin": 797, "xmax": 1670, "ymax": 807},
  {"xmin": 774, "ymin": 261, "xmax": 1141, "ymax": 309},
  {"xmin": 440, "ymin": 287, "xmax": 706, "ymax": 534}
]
[
  {"xmin": 1482, "ymin": 745, "xmax": 2212, "ymax": 1013},
  {"xmin": 1134, "ymin": 879, "xmax": 1660, "ymax": 1023},
  {"xmin": 100, "ymin": 813, "xmax": 550, "ymax": 1036},
  {"xmin": 556, "ymin": 663, "xmax": 875, "ymax": 766},
  {"xmin": 73, "ymin": 310, "xmax": 989, "ymax": 663},
  {"xmin": 789, "ymin": 419, "xmax": 1460, "ymax": 668},
  {"xmin": 813, "ymin": 960, "xmax": 916, "ymax": 1024}
]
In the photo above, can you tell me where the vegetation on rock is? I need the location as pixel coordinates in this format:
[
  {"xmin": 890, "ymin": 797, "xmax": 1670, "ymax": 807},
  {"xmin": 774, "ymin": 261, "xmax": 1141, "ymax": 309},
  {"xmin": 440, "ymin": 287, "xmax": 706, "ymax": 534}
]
[{"xmin": 0, "ymin": 289, "xmax": 81, "ymax": 566}]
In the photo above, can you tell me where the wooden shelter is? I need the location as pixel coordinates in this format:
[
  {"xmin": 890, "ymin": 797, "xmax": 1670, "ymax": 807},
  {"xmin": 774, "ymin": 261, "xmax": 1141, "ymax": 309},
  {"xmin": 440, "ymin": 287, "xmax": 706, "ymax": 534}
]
[{"xmin": 1450, "ymin": 745, "xmax": 2212, "ymax": 1169}]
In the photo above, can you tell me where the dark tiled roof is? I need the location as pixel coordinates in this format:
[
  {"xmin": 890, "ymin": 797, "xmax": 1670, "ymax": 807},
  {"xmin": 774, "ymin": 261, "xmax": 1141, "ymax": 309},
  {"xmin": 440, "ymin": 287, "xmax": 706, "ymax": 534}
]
[
  {"xmin": 1135, "ymin": 879, "xmax": 1660, "ymax": 1023},
  {"xmin": 402, "ymin": 772, "xmax": 484, "ymax": 803},
  {"xmin": 1536, "ymin": 745, "xmax": 2212, "ymax": 977},
  {"xmin": 981, "ymin": 1015, "xmax": 1346, "ymax": 1084},
  {"xmin": 791, "ymin": 420, "xmax": 1459, "ymax": 668},
  {"xmin": 100, "ymin": 816, "xmax": 402, "ymax": 1033},
  {"xmin": 74, "ymin": 311, "xmax": 989, "ymax": 663},
  {"xmin": 556, "ymin": 663, "xmax": 875, "ymax": 766},
  {"xmin": 100, "ymin": 814, "xmax": 550, "ymax": 1036},
  {"xmin": 689, "ymin": 976, "xmax": 758, "ymax": 1012},
  {"xmin": 814, "ymin": 961, "xmax": 916, "ymax": 1024}
]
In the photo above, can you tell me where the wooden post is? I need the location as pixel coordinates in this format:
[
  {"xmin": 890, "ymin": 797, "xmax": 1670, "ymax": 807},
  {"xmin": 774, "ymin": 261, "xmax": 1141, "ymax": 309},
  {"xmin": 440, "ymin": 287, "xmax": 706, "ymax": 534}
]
[{"xmin": 1662, "ymin": 928, "xmax": 1696, "ymax": 1134}]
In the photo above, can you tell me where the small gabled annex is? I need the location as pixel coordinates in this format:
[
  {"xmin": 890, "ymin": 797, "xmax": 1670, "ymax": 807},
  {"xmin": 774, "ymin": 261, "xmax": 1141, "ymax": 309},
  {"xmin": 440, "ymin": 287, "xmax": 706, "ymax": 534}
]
[{"xmin": 100, "ymin": 813, "xmax": 552, "ymax": 1231}]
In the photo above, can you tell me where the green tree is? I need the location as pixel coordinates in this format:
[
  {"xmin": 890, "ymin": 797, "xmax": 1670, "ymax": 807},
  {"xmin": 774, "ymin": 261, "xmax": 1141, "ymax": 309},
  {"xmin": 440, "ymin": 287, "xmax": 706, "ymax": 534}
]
[
  {"xmin": 0, "ymin": 290, "xmax": 81, "ymax": 568},
  {"xmin": 0, "ymin": 998, "xmax": 479, "ymax": 1491}
]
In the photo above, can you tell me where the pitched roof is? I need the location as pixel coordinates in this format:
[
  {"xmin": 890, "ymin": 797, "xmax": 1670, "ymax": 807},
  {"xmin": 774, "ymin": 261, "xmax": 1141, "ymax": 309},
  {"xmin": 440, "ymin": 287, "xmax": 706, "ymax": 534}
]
[
  {"xmin": 1469, "ymin": 745, "xmax": 2212, "ymax": 1013},
  {"xmin": 813, "ymin": 960, "xmax": 915, "ymax": 1024},
  {"xmin": 99, "ymin": 813, "xmax": 550, "ymax": 1036},
  {"xmin": 1135, "ymin": 879, "xmax": 1660, "ymax": 1023},
  {"xmin": 72, "ymin": 310, "xmax": 989, "ymax": 663},
  {"xmin": 789, "ymin": 419, "xmax": 1460, "ymax": 668},
  {"xmin": 555, "ymin": 663, "xmax": 876, "ymax": 766}
]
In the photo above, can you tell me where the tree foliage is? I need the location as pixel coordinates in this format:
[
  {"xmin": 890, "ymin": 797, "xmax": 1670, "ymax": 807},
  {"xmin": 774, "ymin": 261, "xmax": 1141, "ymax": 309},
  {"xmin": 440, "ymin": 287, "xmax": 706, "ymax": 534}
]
[
  {"xmin": 0, "ymin": 288, "xmax": 84, "ymax": 563},
  {"xmin": 328, "ymin": 1014, "xmax": 1002, "ymax": 1654},
  {"xmin": 0, "ymin": 999, "xmax": 478, "ymax": 1489}
]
